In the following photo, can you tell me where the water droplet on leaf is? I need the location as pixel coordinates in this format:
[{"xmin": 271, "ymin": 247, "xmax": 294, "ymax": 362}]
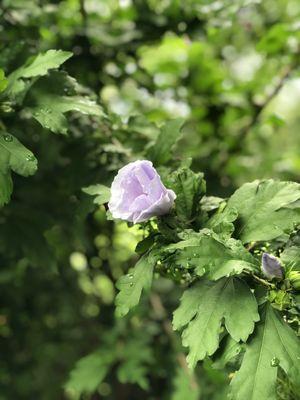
[
  {"xmin": 270, "ymin": 357, "xmax": 280, "ymax": 367},
  {"xmin": 129, "ymin": 282, "xmax": 133, "ymax": 287},
  {"xmin": 26, "ymin": 154, "xmax": 35, "ymax": 162},
  {"xmin": 3, "ymin": 134, "xmax": 13, "ymax": 142},
  {"xmin": 128, "ymin": 274, "xmax": 133, "ymax": 279}
]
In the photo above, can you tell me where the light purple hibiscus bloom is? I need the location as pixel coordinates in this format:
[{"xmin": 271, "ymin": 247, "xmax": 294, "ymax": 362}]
[
  {"xmin": 261, "ymin": 252, "xmax": 284, "ymax": 279},
  {"xmin": 108, "ymin": 160, "xmax": 176, "ymax": 223}
]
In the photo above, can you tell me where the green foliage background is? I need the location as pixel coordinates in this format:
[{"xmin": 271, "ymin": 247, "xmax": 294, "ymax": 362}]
[{"xmin": 0, "ymin": 0, "xmax": 300, "ymax": 399}]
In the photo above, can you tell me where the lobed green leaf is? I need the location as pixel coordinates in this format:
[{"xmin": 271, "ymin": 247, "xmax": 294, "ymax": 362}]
[
  {"xmin": 65, "ymin": 350, "xmax": 115, "ymax": 394},
  {"xmin": 230, "ymin": 303, "xmax": 300, "ymax": 400},
  {"xmin": 173, "ymin": 278, "xmax": 259, "ymax": 368},
  {"xmin": 227, "ymin": 180, "xmax": 300, "ymax": 243},
  {"xmin": 115, "ymin": 252, "xmax": 156, "ymax": 317},
  {"xmin": 147, "ymin": 118, "xmax": 184, "ymax": 166},
  {"xmin": 82, "ymin": 184, "xmax": 111, "ymax": 205}
]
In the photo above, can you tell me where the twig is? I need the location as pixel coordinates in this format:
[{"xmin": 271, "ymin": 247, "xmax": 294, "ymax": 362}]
[
  {"xmin": 239, "ymin": 64, "xmax": 294, "ymax": 143},
  {"xmin": 227, "ymin": 56, "xmax": 299, "ymax": 158},
  {"xmin": 79, "ymin": 0, "xmax": 88, "ymax": 30},
  {"xmin": 243, "ymin": 269, "xmax": 276, "ymax": 288}
]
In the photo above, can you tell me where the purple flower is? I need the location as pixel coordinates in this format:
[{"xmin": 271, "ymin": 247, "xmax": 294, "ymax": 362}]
[
  {"xmin": 108, "ymin": 160, "xmax": 176, "ymax": 223},
  {"xmin": 261, "ymin": 252, "xmax": 284, "ymax": 279}
]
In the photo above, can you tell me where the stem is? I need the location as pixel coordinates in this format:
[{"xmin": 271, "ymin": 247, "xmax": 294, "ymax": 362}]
[
  {"xmin": 246, "ymin": 242, "xmax": 256, "ymax": 251},
  {"xmin": 150, "ymin": 293, "xmax": 199, "ymax": 391},
  {"xmin": 243, "ymin": 270, "xmax": 275, "ymax": 288}
]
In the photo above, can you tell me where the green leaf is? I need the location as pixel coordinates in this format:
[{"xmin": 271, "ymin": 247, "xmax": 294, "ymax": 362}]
[
  {"xmin": 117, "ymin": 335, "xmax": 154, "ymax": 390},
  {"xmin": 115, "ymin": 252, "xmax": 156, "ymax": 317},
  {"xmin": 0, "ymin": 69, "xmax": 8, "ymax": 93},
  {"xmin": 0, "ymin": 133, "xmax": 37, "ymax": 206},
  {"xmin": 206, "ymin": 205, "xmax": 238, "ymax": 239},
  {"xmin": 16, "ymin": 50, "xmax": 72, "ymax": 79},
  {"xmin": 257, "ymin": 23, "xmax": 290, "ymax": 55},
  {"xmin": 213, "ymin": 336, "xmax": 243, "ymax": 370},
  {"xmin": 31, "ymin": 95, "xmax": 104, "ymax": 134},
  {"xmin": 167, "ymin": 167, "xmax": 206, "ymax": 222},
  {"xmin": 0, "ymin": 171, "xmax": 13, "ymax": 206},
  {"xmin": 135, "ymin": 235, "xmax": 156, "ymax": 255},
  {"xmin": 200, "ymin": 195, "xmax": 224, "ymax": 212},
  {"xmin": 0, "ymin": 133, "xmax": 37, "ymax": 176},
  {"xmin": 82, "ymin": 184, "xmax": 110, "ymax": 205},
  {"xmin": 171, "ymin": 367, "xmax": 200, "ymax": 400},
  {"xmin": 146, "ymin": 118, "xmax": 184, "ymax": 166},
  {"xmin": 227, "ymin": 180, "xmax": 300, "ymax": 244},
  {"xmin": 157, "ymin": 213, "xmax": 182, "ymax": 242},
  {"xmin": 65, "ymin": 349, "xmax": 115, "ymax": 394},
  {"xmin": 173, "ymin": 278, "xmax": 259, "ymax": 368},
  {"xmin": 5, "ymin": 50, "xmax": 73, "ymax": 102},
  {"xmin": 230, "ymin": 303, "xmax": 300, "ymax": 400},
  {"xmin": 164, "ymin": 231, "xmax": 258, "ymax": 280},
  {"xmin": 280, "ymin": 246, "xmax": 300, "ymax": 271}
]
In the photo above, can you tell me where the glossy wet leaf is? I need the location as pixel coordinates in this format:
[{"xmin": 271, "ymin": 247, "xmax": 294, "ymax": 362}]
[
  {"xmin": 30, "ymin": 95, "xmax": 104, "ymax": 134},
  {"xmin": 227, "ymin": 180, "xmax": 300, "ymax": 243},
  {"xmin": 115, "ymin": 252, "xmax": 156, "ymax": 317},
  {"xmin": 230, "ymin": 303, "xmax": 300, "ymax": 400},
  {"xmin": 173, "ymin": 278, "xmax": 259, "ymax": 368}
]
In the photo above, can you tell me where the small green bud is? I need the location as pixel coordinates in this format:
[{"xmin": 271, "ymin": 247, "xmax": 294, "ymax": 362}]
[{"xmin": 288, "ymin": 271, "xmax": 300, "ymax": 290}]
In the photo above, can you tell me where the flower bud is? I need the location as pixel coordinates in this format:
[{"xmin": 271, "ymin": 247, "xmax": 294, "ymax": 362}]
[
  {"xmin": 261, "ymin": 253, "xmax": 284, "ymax": 279},
  {"xmin": 108, "ymin": 160, "xmax": 176, "ymax": 223}
]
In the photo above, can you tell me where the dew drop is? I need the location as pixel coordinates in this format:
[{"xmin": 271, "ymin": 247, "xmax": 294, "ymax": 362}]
[
  {"xmin": 270, "ymin": 357, "xmax": 280, "ymax": 367},
  {"xmin": 129, "ymin": 282, "xmax": 134, "ymax": 287},
  {"xmin": 3, "ymin": 134, "xmax": 13, "ymax": 142},
  {"xmin": 128, "ymin": 273, "xmax": 133, "ymax": 279},
  {"xmin": 26, "ymin": 154, "xmax": 35, "ymax": 162}
]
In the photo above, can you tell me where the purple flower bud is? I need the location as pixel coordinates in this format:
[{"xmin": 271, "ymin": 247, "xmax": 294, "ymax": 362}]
[
  {"xmin": 261, "ymin": 252, "xmax": 284, "ymax": 279},
  {"xmin": 108, "ymin": 160, "xmax": 176, "ymax": 223}
]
